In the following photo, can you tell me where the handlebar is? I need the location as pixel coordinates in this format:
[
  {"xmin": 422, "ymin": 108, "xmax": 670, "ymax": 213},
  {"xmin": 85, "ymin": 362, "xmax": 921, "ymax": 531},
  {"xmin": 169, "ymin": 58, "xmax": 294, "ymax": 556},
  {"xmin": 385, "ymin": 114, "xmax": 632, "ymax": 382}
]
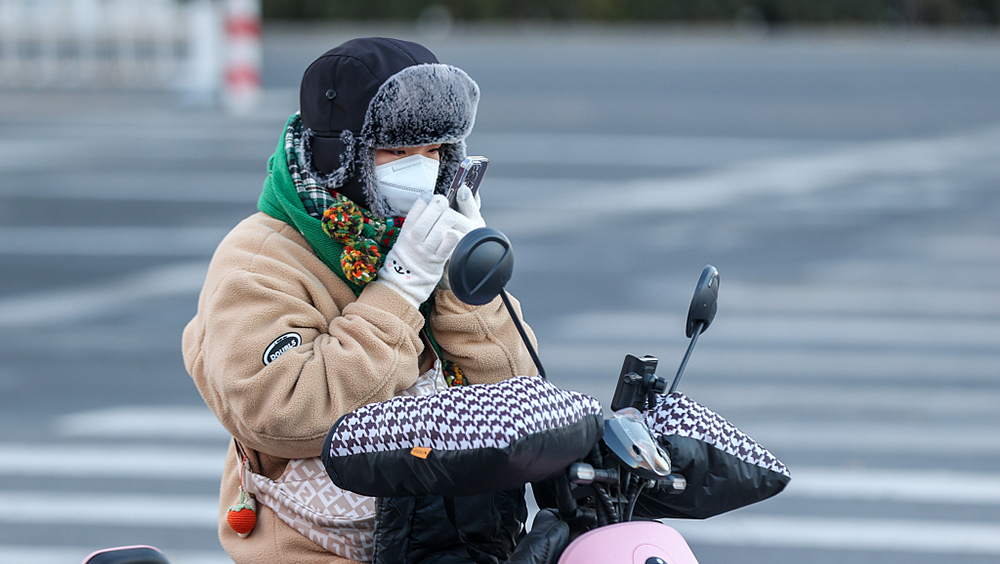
[{"xmin": 568, "ymin": 463, "xmax": 619, "ymax": 485}]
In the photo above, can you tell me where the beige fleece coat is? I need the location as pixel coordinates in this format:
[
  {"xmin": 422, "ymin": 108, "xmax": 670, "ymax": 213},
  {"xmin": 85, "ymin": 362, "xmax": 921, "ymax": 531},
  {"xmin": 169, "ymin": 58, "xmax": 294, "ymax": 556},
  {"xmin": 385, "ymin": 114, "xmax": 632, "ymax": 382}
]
[{"xmin": 182, "ymin": 212, "xmax": 537, "ymax": 564}]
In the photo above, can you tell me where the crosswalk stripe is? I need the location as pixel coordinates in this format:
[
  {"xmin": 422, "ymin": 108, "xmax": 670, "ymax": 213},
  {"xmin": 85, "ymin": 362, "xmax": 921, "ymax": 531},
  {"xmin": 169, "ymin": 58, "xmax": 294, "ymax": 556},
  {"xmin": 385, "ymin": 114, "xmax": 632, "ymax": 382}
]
[
  {"xmin": 670, "ymin": 514, "xmax": 1000, "ymax": 554},
  {"xmin": 736, "ymin": 420, "xmax": 1000, "ymax": 455},
  {"xmin": 0, "ymin": 170, "xmax": 263, "ymax": 203},
  {"xmin": 784, "ymin": 468, "xmax": 1000, "ymax": 504},
  {"xmin": 5, "ymin": 442, "xmax": 1000, "ymax": 506},
  {"xmin": 553, "ymin": 311, "xmax": 999, "ymax": 349},
  {"xmin": 7, "ymin": 127, "xmax": 999, "ymax": 220},
  {"xmin": 0, "ymin": 546, "xmax": 230, "ymax": 564},
  {"xmin": 4, "ymin": 491, "xmax": 1000, "ymax": 555},
  {"xmin": 721, "ymin": 282, "xmax": 1000, "ymax": 317},
  {"xmin": 607, "ymin": 126, "xmax": 1000, "ymax": 214},
  {"xmin": 478, "ymin": 126, "xmax": 1000, "ymax": 230},
  {"xmin": 0, "ymin": 261, "xmax": 209, "ymax": 327},
  {"xmin": 659, "ymin": 383, "xmax": 1000, "ymax": 415},
  {"xmin": 541, "ymin": 343, "xmax": 1000, "ymax": 384},
  {"xmin": 471, "ymin": 132, "xmax": 846, "ymax": 168},
  {"xmin": 0, "ymin": 444, "xmax": 225, "ymax": 479},
  {"xmin": 0, "ymin": 492, "xmax": 217, "ymax": 526},
  {"xmin": 0, "ymin": 227, "xmax": 228, "ymax": 257},
  {"xmin": 54, "ymin": 406, "xmax": 229, "ymax": 440}
]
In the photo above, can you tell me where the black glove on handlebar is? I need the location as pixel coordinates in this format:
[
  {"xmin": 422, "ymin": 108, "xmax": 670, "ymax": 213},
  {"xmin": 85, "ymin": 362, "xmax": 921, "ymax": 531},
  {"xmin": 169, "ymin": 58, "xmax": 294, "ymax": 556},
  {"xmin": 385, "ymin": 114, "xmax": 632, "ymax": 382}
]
[{"xmin": 506, "ymin": 510, "xmax": 570, "ymax": 564}]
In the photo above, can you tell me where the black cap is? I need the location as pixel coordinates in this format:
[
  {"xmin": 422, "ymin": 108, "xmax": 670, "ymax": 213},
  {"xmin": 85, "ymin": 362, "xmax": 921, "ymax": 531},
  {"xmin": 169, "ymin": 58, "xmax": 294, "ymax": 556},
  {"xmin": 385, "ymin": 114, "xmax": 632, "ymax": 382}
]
[{"xmin": 300, "ymin": 38, "xmax": 438, "ymax": 174}]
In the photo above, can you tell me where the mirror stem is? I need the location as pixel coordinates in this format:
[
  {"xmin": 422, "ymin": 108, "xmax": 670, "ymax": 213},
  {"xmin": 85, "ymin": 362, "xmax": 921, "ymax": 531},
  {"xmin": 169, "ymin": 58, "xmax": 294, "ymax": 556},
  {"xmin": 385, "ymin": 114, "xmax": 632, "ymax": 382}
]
[
  {"xmin": 669, "ymin": 321, "xmax": 703, "ymax": 394},
  {"xmin": 500, "ymin": 290, "xmax": 547, "ymax": 380}
]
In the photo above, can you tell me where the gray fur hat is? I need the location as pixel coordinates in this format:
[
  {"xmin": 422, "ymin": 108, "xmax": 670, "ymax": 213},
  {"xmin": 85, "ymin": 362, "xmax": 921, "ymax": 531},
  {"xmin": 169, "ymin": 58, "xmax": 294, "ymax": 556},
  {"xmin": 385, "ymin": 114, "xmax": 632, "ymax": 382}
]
[{"xmin": 300, "ymin": 38, "xmax": 480, "ymax": 217}]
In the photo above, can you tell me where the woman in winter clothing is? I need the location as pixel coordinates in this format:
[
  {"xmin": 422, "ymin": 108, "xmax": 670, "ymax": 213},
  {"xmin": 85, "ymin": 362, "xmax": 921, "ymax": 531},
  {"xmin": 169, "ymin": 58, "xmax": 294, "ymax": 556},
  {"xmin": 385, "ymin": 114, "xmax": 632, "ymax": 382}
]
[{"xmin": 183, "ymin": 38, "xmax": 537, "ymax": 564}]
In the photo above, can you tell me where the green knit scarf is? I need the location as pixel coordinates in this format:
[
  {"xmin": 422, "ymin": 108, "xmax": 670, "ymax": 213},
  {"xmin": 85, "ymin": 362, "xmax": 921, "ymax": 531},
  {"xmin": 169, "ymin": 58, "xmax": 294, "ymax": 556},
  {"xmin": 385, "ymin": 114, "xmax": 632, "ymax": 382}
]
[{"xmin": 257, "ymin": 114, "xmax": 402, "ymax": 296}]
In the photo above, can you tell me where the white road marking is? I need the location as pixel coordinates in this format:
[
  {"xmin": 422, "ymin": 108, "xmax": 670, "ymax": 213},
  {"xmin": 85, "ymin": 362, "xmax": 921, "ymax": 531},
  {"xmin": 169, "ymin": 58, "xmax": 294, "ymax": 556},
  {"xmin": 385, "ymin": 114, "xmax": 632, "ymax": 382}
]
[
  {"xmin": 6, "ymin": 432, "xmax": 1000, "ymax": 505},
  {"xmin": 0, "ymin": 129, "xmax": 840, "ymax": 176},
  {"xmin": 613, "ymin": 126, "xmax": 1000, "ymax": 213},
  {"xmin": 784, "ymin": 467, "xmax": 1000, "ymax": 504},
  {"xmin": 0, "ymin": 443, "xmax": 225, "ymax": 479},
  {"xmin": 712, "ymin": 314, "xmax": 999, "ymax": 349},
  {"xmin": 2, "ymin": 489, "xmax": 999, "ymax": 555},
  {"xmin": 670, "ymin": 514, "xmax": 1000, "ymax": 554},
  {"xmin": 0, "ymin": 491, "xmax": 218, "ymax": 526},
  {"xmin": 55, "ymin": 406, "xmax": 230, "ymax": 440},
  {"xmin": 734, "ymin": 420, "xmax": 1000, "ymax": 456},
  {"xmin": 0, "ymin": 261, "xmax": 208, "ymax": 327},
  {"xmin": 720, "ymin": 282, "xmax": 1000, "ymax": 317},
  {"xmin": 661, "ymin": 382, "xmax": 1000, "ymax": 416},
  {"xmin": 0, "ymin": 226, "xmax": 228, "ymax": 256},
  {"xmin": 0, "ymin": 546, "xmax": 230, "ymax": 564},
  {"xmin": 541, "ymin": 343, "xmax": 1000, "ymax": 384},
  {"xmin": 553, "ymin": 310, "xmax": 1000, "ymax": 349},
  {"xmin": 480, "ymin": 126, "xmax": 1000, "ymax": 236},
  {"xmin": 0, "ymin": 171, "xmax": 264, "ymax": 202},
  {"xmin": 471, "ymin": 132, "xmax": 846, "ymax": 168},
  {"xmin": 5, "ymin": 126, "xmax": 999, "ymax": 215}
]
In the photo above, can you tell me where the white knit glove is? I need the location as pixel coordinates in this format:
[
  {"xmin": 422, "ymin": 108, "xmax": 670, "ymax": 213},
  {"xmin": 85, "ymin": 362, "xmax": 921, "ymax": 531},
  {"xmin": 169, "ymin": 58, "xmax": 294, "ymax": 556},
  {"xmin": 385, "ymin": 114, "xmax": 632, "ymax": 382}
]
[
  {"xmin": 378, "ymin": 193, "xmax": 476, "ymax": 308},
  {"xmin": 439, "ymin": 185, "xmax": 486, "ymax": 291},
  {"xmin": 457, "ymin": 184, "xmax": 485, "ymax": 228}
]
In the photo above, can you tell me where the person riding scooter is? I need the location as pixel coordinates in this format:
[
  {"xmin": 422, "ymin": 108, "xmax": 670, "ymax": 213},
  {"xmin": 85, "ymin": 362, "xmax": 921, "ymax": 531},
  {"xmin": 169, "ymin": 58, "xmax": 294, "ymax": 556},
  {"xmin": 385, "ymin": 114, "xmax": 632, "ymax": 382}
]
[{"xmin": 182, "ymin": 37, "xmax": 539, "ymax": 564}]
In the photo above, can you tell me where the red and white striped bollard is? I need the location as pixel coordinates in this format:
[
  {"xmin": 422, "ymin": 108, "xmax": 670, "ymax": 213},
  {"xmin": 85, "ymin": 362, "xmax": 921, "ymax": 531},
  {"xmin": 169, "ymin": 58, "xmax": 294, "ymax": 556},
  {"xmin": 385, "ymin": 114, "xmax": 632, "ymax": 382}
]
[{"xmin": 224, "ymin": 0, "xmax": 261, "ymax": 114}]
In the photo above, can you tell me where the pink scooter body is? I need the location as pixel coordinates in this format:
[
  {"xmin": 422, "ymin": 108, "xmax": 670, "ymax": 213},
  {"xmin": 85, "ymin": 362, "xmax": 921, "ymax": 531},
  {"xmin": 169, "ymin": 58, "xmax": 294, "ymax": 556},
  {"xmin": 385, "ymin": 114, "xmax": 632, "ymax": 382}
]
[{"xmin": 557, "ymin": 521, "xmax": 699, "ymax": 564}]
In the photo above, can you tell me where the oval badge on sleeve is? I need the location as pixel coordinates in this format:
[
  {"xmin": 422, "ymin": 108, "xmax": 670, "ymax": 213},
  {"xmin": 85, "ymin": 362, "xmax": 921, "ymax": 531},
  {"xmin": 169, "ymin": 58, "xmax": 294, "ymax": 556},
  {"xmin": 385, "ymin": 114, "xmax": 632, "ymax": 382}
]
[{"xmin": 262, "ymin": 332, "xmax": 301, "ymax": 366}]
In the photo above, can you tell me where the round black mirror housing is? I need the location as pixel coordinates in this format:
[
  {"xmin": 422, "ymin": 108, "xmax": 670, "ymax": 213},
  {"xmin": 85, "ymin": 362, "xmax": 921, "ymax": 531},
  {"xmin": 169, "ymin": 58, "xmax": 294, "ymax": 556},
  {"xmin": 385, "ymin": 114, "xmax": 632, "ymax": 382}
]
[
  {"xmin": 686, "ymin": 265, "xmax": 719, "ymax": 337},
  {"xmin": 448, "ymin": 227, "xmax": 514, "ymax": 306}
]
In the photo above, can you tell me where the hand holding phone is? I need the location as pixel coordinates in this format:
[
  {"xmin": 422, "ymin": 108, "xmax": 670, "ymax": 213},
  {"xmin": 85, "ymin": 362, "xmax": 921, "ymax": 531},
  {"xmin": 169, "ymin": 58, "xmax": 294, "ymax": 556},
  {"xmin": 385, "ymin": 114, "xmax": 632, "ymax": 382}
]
[{"xmin": 447, "ymin": 156, "xmax": 488, "ymax": 210}]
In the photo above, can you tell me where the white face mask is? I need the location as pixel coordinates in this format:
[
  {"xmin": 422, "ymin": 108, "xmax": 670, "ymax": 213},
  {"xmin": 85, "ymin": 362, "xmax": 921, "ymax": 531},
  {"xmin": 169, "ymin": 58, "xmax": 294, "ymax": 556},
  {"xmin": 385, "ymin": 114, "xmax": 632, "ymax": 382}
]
[{"xmin": 374, "ymin": 154, "xmax": 441, "ymax": 216}]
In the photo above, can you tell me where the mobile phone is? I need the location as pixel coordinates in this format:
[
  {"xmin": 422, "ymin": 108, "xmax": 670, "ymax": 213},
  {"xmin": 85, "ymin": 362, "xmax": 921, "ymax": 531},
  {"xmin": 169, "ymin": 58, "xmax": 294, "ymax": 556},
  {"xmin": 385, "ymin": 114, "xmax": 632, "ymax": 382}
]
[
  {"xmin": 447, "ymin": 156, "xmax": 489, "ymax": 210},
  {"xmin": 610, "ymin": 354, "xmax": 659, "ymax": 412}
]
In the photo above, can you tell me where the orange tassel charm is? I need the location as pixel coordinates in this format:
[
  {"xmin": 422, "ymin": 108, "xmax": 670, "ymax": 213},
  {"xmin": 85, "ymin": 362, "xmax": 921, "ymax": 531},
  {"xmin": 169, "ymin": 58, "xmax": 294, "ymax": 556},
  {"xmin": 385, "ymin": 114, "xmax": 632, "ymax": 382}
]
[{"xmin": 227, "ymin": 487, "xmax": 257, "ymax": 537}]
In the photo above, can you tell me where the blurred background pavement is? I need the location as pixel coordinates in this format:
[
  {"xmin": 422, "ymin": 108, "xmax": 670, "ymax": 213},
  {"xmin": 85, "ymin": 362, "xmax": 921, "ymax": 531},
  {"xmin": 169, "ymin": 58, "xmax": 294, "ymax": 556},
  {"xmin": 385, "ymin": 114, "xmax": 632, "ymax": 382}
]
[{"xmin": 1, "ymin": 5, "xmax": 999, "ymax": 564}]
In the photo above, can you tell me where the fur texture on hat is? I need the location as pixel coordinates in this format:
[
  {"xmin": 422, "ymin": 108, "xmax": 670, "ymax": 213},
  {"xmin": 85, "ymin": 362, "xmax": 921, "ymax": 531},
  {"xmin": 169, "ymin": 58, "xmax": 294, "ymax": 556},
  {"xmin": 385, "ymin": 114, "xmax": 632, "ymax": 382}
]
[
  {"xmin": 300, "ymin": 43, "xmax": 479, "ymax": 218},
  {"xmin": 357, "ymin": 64, "xmax": 479, "ymax": 217}
]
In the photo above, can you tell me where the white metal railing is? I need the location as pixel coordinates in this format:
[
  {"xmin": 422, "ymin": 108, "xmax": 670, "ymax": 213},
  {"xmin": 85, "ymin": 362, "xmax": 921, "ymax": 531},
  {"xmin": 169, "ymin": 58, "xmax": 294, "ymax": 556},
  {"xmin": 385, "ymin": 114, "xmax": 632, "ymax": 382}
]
[{"xmin": 0, "ymin": 0, "xmax": 223, "ymax": 92}]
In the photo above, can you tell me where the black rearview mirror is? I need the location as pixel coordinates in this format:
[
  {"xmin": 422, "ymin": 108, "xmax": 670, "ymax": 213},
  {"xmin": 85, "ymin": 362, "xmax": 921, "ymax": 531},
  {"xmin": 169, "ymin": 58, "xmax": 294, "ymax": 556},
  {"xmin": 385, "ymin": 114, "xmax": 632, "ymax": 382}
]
[
  {"xmin": 448, "ymin": 227, "xmax": 514, "ymax": 306},
  {"xmin": 670, "ymin": 264, "xmax": 720, "ymax": 393},
  {"xmin": 686, "ymin": 265, "xmax": 719, "ymax": 338},
  {"xmin": 447, "ymin": 227, "xmax": 547, "ymax": 379}
]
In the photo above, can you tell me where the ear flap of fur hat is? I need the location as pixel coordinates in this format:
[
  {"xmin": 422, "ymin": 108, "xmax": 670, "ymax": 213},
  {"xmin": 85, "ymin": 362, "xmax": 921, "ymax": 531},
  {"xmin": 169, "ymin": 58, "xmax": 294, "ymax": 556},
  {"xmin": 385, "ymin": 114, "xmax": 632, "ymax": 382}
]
[
  {"xmin": 299, "ymin": 37, "xmax": 439, "ymax": 210},
  {"xmin": 358, "ymin": 64, "xmax": 480, "ymax": 217}
]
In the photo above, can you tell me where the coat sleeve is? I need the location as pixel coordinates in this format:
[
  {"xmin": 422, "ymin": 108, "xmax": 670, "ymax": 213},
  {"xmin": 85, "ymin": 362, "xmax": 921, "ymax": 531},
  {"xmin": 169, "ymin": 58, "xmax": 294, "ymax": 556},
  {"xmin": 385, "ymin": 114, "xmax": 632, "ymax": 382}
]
[
  {"xmin": 183, "ymin": 218, "xmax": 427, "ymax": 461},
  {"xmin": 428, "ymin": 288, "xmax": 539, "ymax": 385}
]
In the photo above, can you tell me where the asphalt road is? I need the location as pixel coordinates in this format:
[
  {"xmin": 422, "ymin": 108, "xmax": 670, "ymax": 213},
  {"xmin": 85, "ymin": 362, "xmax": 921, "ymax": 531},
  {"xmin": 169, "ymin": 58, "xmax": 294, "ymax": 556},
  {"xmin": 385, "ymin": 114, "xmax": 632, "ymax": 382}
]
[{"xmin": 1, "ymin": 24, "xmax": 999, "ymax": 564}]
